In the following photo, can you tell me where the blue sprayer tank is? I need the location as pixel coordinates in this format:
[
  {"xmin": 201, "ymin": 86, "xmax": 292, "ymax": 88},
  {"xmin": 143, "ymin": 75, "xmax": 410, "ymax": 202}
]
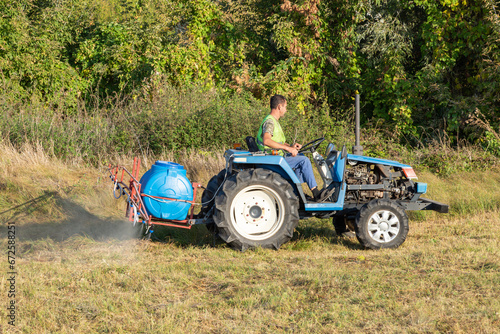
[{"xmin": 140, "ymin": 161, "xmax": 193, "ymax": 220}]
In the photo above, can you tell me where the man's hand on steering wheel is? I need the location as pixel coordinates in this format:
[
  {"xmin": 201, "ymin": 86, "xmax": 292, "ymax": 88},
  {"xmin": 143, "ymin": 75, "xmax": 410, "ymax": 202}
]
[{"xmin": 286, "ymin": 146, "xmax": 299, "ymax": 157}]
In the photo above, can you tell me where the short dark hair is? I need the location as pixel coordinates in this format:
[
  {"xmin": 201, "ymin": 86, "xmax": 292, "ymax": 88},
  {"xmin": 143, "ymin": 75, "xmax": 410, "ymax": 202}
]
[{"xmin": 270, "ymin": 94, "xmax": 286, "ymax": 110}]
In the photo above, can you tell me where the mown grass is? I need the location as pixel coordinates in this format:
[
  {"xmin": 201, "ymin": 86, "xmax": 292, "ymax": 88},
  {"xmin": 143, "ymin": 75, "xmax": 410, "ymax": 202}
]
[
  {"xmin": 0, "ymin": 144, "xmax": 499, "ymax": 333},
  {"xmin": 2, "ymin": 216, "xmax": 499, "ymax": 333}
]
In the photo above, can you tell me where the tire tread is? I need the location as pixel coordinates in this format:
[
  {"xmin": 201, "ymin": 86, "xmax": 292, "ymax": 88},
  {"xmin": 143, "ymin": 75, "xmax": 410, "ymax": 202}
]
[
  {"xmin": 355, "ymin": 199, "xmax": 409, "ymax": 249},
  {"xmin": 214, "ymin": 168, "xmax": 299, "ymax": 251}
]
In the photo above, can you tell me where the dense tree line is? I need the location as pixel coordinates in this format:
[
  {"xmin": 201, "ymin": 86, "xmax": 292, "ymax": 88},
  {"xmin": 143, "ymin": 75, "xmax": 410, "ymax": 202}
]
[{"xmin": 0, "ymin": 0, "xmax": 499, "ymax": 153}]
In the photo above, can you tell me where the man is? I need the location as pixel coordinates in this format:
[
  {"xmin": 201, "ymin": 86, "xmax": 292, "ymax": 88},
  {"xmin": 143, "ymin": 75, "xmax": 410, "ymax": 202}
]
[{"xmin": 256, "ymin": 94, "xmax": 335, "ymax": 202}]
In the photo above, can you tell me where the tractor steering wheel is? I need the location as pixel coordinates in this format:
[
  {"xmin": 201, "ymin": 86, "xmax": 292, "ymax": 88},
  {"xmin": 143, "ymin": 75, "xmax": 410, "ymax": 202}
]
[{"xmin": 298, "ymin": 137, "xmax": 325, "ymax": 153}]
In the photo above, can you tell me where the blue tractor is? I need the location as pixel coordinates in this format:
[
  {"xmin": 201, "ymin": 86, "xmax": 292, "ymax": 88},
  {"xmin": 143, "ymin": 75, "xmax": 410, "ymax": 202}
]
[
  {"xmin": 109, "ymin": 96, "xmax": 448, "ymax": 251},
  {"xmin": 197, "ymin": 136, "xmax": 448, "ymax": 251}
]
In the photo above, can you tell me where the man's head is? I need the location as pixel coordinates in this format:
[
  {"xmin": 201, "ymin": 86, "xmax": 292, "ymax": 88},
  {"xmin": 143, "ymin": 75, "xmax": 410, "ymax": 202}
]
[
  {"xmin": 270, "ymin": 94, "xmax": 286, "ymax": 110},
  {"xmin": 270, "ymin": 94, "xmax": 287, "ymax": 119}
]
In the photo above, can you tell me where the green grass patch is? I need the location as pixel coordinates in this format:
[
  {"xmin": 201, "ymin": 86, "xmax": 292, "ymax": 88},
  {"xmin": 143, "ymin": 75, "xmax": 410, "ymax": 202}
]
[{"xmin": 1, "ymin": 147, "xmax": 500, "ymax": 332}]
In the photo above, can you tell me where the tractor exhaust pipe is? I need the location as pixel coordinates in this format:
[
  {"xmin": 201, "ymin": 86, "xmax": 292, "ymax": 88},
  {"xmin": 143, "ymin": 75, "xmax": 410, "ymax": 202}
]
[{"xmin": 352, "ymin": 93, "xmax": 364, "ymax": 156}]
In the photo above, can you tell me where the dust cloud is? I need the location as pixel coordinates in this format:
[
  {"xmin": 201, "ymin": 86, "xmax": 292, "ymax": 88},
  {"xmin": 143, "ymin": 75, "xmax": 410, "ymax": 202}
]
[{"xmin": 1, "ymin": 192, "xmax": 143, "ymax": 243}]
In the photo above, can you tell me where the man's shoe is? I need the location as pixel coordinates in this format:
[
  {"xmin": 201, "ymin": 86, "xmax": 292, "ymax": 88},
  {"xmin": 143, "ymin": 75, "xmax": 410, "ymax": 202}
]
[{"xmin": 316, "ymin": 187, "xmax": 335, "ymax": 202}]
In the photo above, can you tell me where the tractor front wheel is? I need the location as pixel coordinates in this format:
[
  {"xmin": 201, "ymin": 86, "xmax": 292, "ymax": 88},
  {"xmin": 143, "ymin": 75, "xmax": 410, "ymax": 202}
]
[
  {"xmin": 214, "ymin": 169, "xmax": 299, "ymax": 251},
  {"xmin": 355, "ymin": 200, "xmax": 409, "ymax": 249}
]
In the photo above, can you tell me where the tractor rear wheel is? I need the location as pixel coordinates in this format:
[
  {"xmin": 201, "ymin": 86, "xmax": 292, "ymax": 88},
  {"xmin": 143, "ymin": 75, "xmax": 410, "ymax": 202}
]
[
  {"xmin": 355, "ymin": 200, "xmax": 409, "ymax": 249},
  {"xmin": 200, "ymin": 169, "xmax": 228, "ymax": 233},
  {"xmin": 214, "ymin": 168, "xmax": 299, "ymax": 251}
]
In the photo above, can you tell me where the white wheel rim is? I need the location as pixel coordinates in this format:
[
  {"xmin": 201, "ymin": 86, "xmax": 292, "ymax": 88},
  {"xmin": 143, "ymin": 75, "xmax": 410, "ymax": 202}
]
[
  {"xmin": 367, "ymin": 210, "xmax": 400, "ymax": 243},
  {"xmin": 230, "ymin": 185, "xmax": 285, "ymax": 241}
]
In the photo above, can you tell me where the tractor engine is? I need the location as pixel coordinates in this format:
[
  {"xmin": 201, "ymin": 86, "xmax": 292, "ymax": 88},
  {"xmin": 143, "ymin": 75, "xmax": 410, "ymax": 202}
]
[
  {"xmin": 345, "ymin": 163, "xmax": 383, "ymax": 201},
  {"xmin": 345, "ymin": 163, "xmax": 379, "ymax": 185},
  {"xmin": 344, "ymin": 163, "xmax": 414, "ymax": 202}
]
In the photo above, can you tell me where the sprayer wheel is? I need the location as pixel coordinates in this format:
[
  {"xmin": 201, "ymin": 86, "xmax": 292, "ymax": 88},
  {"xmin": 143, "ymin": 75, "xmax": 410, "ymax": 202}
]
[{"xmin": 213, "ymin": 168, "xmax": 299, "ymax": 251}]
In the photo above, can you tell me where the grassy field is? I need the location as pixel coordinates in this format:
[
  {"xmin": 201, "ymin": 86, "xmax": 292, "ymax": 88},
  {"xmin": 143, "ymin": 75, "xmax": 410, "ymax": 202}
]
[{"xmin": 0, "ymin": 144, "xmax": 499, "ymax": 333}]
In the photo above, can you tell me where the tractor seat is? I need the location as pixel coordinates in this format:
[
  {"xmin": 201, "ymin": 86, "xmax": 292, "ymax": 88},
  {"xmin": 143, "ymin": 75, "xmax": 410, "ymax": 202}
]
[{"xmin": 245, "ymin": 136, "xmax": 260, "ymax": 152}]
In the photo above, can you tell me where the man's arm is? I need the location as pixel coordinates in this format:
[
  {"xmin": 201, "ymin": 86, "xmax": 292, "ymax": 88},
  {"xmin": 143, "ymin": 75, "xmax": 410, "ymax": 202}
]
[{"xmin": 262, "ymin": 133, "xmax": 301, "ymax": 156}]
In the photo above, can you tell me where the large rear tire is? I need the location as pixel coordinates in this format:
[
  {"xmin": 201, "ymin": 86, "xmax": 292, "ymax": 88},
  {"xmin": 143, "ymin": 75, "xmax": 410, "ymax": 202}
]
[
  {"xmin": 355, "ymin": 200, "xmax": 409, "ymax": 249},
  {"xmin": 200, "ymin": 169, "xmax": 228, "ymax": 233},
  {"xmin": 214, "ymin": 168, "xmax": 299, "ymax": 251}
]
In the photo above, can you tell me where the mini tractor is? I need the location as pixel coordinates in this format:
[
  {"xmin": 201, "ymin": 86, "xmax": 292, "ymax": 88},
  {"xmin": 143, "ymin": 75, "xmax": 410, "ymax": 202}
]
[{"xmin": 108, "ymin": 95, "xmax": 448, "ymax": 251}]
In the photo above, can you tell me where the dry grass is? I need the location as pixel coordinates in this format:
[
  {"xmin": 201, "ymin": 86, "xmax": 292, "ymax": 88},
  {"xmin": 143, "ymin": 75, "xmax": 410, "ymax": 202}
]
[{"xmin": 0, "ymin": 143, "xmax": 499, "ymax": 333}]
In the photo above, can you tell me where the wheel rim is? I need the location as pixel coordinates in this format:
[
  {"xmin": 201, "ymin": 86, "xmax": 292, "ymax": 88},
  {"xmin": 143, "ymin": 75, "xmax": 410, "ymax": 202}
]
[
  {"xmin": 229, "ymin": 185, "xmax": 285, "ymax": 241},
  {"xmin": 367, "ymin": 210, "xmax": 400, "ymax": 243}
]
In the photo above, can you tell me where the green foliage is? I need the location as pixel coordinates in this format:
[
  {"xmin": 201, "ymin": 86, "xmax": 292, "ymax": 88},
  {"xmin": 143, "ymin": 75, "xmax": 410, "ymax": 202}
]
[
  {"xmin": 135, "ymin": 90, "xmax": 266, "ymax": 152},
  {"xmin": 481, "ymin": 131, "xmax": 500, "ymax": 157},
  {"xmin": 0, "ymin": 82, "xmax": 363, "ymax": 165},
  {"xmin": 409, "ymin": 0, "xmax": 499, "ymax": 137},
  {"xmin": 0, "ymin": 85, "xmax": 255, "ymax": 161},
  {"xmin": 0, "ymin": 0, "xmax": 499, "ymax": 159},
  {"xmin": 356, "ymin": 1, "xmax": 418, "ymax": 135},
  {"xmin": 267, "ymin": 0, "xmax": 364, "ymax": 112},
  {"xmin": 0, "ymin": 0, "xmax": 90, "ymax": 110}
]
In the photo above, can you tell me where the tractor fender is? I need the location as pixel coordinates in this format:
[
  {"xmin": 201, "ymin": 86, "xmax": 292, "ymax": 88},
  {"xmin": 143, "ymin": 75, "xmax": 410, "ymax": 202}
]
[{"xmin": 226, "ymin": 150, "xmax": 307, "ymax": 204}]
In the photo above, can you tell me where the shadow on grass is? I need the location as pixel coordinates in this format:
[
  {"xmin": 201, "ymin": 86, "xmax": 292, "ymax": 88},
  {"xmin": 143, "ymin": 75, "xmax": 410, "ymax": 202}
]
[
  {"xmin": 0, "ymin": 192, "xmax": 145, "ymax": 242},
  {"xmin": 0, "ymin": 191, "xmax": 216, "ymax": 247},
  {"xmin": 150, "ymin": 225, "xmax": 218, "ymax": 248},
  {"xmin": 293, "ymin": 222, "xmax": 363, "ymax": 250},
  {"xmin": 140, "ymin": 218, "xmax": 364, "ymax": 250},
  {"xmin": 0, "ymin": 192, "xmax": 361, "ymax": 250}
]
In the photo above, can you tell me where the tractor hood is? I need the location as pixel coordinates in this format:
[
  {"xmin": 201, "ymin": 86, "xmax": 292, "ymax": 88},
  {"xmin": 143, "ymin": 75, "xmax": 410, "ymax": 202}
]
[{"xmin": 347, "ymin": 154, "xmax": 412, "ymax": 168}]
